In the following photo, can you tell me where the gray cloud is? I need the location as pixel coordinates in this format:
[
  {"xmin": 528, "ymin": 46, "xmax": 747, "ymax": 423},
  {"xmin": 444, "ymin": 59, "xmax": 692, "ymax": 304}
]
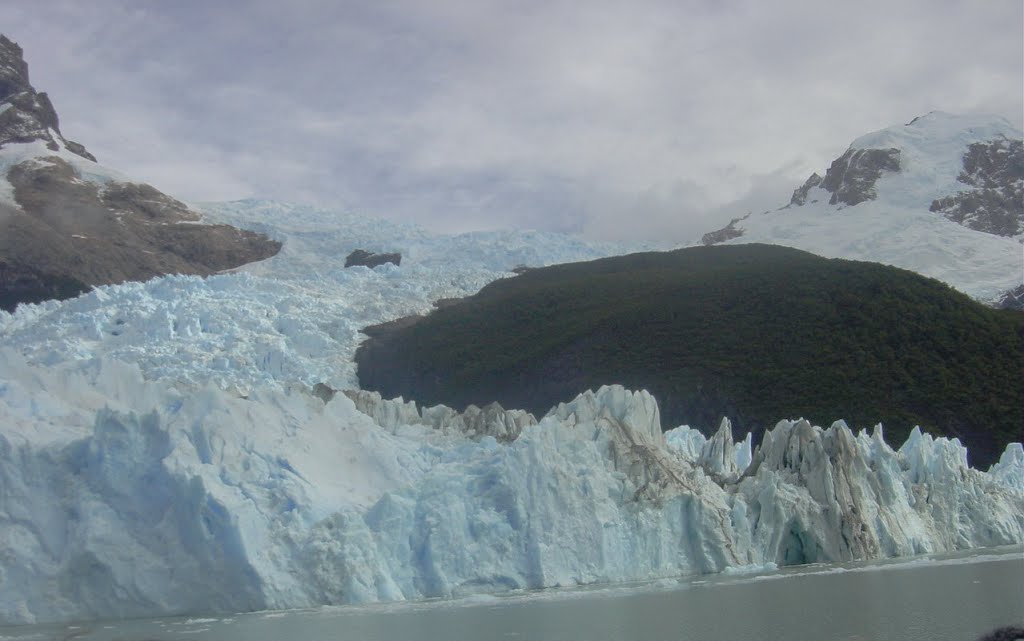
[{"xmin": 6, "ymin": 0, "xmax": 1023, "ymax": 242}]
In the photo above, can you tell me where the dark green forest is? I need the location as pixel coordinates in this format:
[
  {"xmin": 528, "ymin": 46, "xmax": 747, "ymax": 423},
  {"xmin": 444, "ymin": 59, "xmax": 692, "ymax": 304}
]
[{"xmin": 356, "ymin": 244, "xmax": 1023, "ymax": 468}]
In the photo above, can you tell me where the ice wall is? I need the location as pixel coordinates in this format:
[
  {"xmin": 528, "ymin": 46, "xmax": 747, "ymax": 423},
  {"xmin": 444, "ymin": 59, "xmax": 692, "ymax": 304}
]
[{"xmin": 2, "ymin": 354, "xmax": 1021, "ymax": 625}]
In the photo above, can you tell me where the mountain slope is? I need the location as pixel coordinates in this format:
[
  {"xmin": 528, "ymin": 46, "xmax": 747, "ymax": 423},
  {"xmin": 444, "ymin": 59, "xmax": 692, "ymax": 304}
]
[
  {"xmin": 702, "ymin": 112, "xmax": 1023, "ymax": 304},
  {"xmin": 0, "ymin": 35, "xmax": 280, "ymax": 311},
  {"xmin": 356, "ymin": 244, "xmax": 1023, "ymax": 468}
]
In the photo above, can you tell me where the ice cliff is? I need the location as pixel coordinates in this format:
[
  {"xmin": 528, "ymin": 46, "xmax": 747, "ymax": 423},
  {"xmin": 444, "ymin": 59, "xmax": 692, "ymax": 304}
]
[{"xmin": 1, "ymin": 357, "xmax": 1022, "ymax": 625}]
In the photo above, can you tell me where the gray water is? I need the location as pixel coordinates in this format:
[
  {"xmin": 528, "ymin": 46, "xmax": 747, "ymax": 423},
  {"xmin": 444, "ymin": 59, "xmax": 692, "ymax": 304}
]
[{"xmin": 5, "ymin": 547, "xmax": 1022, "ymax": 641}]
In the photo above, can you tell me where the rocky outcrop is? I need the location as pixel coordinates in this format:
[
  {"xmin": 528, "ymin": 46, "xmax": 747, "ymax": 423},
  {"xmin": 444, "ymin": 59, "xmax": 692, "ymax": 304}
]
[
  {"xmin": 820, "ymin": 148, "xmax": 901, "ymax": 206},
  {"xmin": 789, "ymin": 173, "xmax": 823, "ymax": 206},
  {"xmin": 701, "ymin": 146, "xmax": 900, "ymax": 244},
  {"xmin": 701, "ymin": 215, "xmax": 747, "ymax": 245},
  {"xmin": 929, "ymin": 138, "xmax": 1023, "ymax": 238},
  {"xmin": 344, "ymin": 249, "xmax": 401, "ymax": 268},
  {"xmin": 0, "ymin": 35, "xmax": 281, "ymax": 311},
  {"xmin": 2, "ymin": 155, "xmax": 281, "ymax": 291},
  {"xmin": 0, "ymin": 35, "xmax": 94, "ymax": 160},
  {"xmin": 0, "ymin": 260, "xmax": 89, "ymax": 312},
  {"xmin": 995, "ymin": 284, "xmax": 1024, "ymax": 310}
]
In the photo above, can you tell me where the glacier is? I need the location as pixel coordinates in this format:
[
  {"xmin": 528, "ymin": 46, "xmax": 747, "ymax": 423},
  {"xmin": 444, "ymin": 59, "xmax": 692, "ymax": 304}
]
[{"xmin": 0, "ymin": 199, "xmax": 1022, "ymax": 625}]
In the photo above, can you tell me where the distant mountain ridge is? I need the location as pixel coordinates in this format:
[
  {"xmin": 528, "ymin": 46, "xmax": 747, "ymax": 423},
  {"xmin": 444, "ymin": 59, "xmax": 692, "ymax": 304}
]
[
  {"xmin": 0, "ymin": 35, "xmax": 280, "ymax": 311},
  {"xmin": 702, "ymin": 112, "xmax": 1023, "ymax": 305}
]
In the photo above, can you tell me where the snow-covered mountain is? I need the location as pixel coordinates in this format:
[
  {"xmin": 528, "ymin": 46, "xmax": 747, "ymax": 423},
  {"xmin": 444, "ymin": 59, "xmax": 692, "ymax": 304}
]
[
  {"xmin": 1, "ymin": 198, "xmax": 1021, "ymax": 626},
  {"xmin": 701, "ymin": 112, "xmax": 1023, "ymax": 305},
  {"xmin": 0, "ymin": 35, "xmax": 280, "ymax": 311}
]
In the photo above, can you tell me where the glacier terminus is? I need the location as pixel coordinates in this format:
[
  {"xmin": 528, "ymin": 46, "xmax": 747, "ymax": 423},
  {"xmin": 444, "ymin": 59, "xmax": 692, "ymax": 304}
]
[{"xmin": 0, "ymin": 200, "xmax": 1021, "ymax": 626}]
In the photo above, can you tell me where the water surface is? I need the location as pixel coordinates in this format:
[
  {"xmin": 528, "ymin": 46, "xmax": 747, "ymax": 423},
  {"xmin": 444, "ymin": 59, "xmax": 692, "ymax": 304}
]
[{"xmin": 5, "ymin": 546, "xmax": 1022, "ymax": 641}]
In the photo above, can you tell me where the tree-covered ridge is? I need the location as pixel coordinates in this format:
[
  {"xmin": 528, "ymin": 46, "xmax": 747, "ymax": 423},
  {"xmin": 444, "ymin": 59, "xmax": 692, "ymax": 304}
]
[{"xmin": 356, "ymin": 244, "xmax": 1023, "ymax": 468}]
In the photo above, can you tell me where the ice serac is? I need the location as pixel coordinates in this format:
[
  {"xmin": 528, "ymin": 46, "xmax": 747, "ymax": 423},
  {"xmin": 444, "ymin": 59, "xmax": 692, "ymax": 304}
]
[
  {"xmin": 314, "ymin": 385, "xmax": 741, "ymax": 604},
  {"xmin": 740, "ymin": 420, "xmax": 1023, "ymax": 564},
  {"xmin": 700, "ymin": 112, "xmax": 1024, "ymax": 303},
  {"xmin": 989, "ymin": 443, "xmax": 1024, "ymax": 491},
  {"xmin": 697, "ymin": 417, "xmax": 742, "ymax": 481},
  {"xmin": 313, "ymin": 392, "xmax": 1023, "ymax": 604},
  {"xmin": 740, "ymin": 419, "xmax": 918, "ymax": 563},
  {"xmin": 665, "ymin": 423, "xmax": 752, "ymax": 475},
  {"xmin": 897, "ymin": 427, "xmax": 1024, "ymax": 549},
  {"xmin": 344, "ymin": 389, "xmax": 537, "ymax": 442}
]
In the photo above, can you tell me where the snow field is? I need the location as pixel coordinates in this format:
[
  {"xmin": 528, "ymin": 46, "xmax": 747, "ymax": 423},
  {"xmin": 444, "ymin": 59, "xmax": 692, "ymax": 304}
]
[{"xmin": 724, "ymin": 112, "xmax": 1024, "ymax": 302}]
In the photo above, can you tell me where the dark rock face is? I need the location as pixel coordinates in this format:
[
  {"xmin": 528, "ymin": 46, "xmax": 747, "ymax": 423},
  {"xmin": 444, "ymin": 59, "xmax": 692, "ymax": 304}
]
[
  {"xmin": 929, "ymin": 138, "xmax": 1023, "ymax": 238},
  {"xmin": 0, "ymin": 261, "xmax": 89, "ymax": 312},
  {"xmin": 996, "ymin": 284, "xmax": 1024, "ymax": 311},
  {"xmin": 701, "ymin": 147, "xmax": 900, "ymax": 246},
  {"xmin": 820, "ymin": 148, "xmax": 901, "ymax": 206},
  {"xmin": 789, "ymin": 173, "xmax": 823, "ymax": 206},
  {"xmin": 2, "ymin": 156, "xmax": 281, "ymax": 293},
  {"xmin": 701, "ymin": 216, "xmax": 746, "ymax": 246},
  {"xmin": 344, "ymin": 249, "xmax": 401, "ymax": 268},
  {"xmin": 975, "ymin": 626, "xmax": 1024, "ymax": 641},
  {"xmin": 0, "ymin": 35, "xmax": 94, "ymax": 160},
  {"xmin": 0, "ymin": 36, "xmax": 282, "ymax": 311}
]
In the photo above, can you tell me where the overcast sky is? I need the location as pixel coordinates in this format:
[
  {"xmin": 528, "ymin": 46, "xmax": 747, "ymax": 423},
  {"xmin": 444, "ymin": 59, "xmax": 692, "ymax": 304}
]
[{"xmin": 6, "ymin": 0, "xmax": 1023, "ymax": 243}]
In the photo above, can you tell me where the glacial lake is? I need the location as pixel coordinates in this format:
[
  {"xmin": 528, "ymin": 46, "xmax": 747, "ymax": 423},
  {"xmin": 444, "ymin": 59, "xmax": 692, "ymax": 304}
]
[{"xmin": 5, "ymin": 546, "xmax": 1022, "ymax": 641}]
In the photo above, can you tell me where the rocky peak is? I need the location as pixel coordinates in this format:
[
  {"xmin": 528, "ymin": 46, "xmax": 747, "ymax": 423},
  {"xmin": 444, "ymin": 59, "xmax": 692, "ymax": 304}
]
[
  {"xmin": 789, "ymin": 173, "xmax": 822, "ymax": 206},
  {"xmin": 344, "ymin": 249, "xmax": 402, "ymax": 268},
  {"xmin": 700, "ymin": 214, "xmax": 748, "ymax": 246},
  {"xmin": 0, "ymin": 35, "xmax": 32, "ymax": 97},
  {"xmin": 0, "ymin": 35, "xmax": 282, "ymax": 311},
  {"xmin": 995, "ymin": 283, "xmax": 1024, "ymax": 310},
  {"xmin": 820, "ymin": 147, "xmax": 901, "ymax": 206},
  {"xmin": 929, "ymin": 137, "xmax": 1023, "ymax": 238},
  {"xmin": 0, "ymin": 35, "xmax": 95, "ymax": 161}
]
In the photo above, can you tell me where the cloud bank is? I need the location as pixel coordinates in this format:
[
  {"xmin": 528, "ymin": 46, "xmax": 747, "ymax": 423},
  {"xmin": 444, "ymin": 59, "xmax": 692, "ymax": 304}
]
[{"xmin": 6, "ymin": 0, "xmax": 1023, "ymax": 242}]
